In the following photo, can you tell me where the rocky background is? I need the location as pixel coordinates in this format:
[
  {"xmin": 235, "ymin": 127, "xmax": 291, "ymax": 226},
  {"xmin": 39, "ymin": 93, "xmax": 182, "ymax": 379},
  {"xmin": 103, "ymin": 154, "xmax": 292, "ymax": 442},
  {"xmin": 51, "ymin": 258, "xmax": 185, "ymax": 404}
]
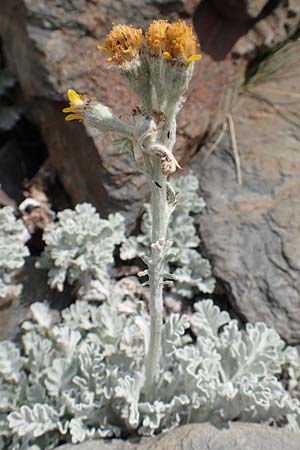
[
  {"xmin": 57, "ymin": 423, "xmax": 300, "ymax": 450},
  {"xmin": 0, "ymin": 0, "xmax": 300, "ymax": 344}
]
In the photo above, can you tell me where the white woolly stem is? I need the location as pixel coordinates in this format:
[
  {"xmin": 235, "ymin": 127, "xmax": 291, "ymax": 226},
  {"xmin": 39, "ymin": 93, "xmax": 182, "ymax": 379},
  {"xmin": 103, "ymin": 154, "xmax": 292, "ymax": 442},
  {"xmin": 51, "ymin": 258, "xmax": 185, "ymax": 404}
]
[{"xmin": 144, "ymin": 154, "xmax": 168, "ymax": 402}]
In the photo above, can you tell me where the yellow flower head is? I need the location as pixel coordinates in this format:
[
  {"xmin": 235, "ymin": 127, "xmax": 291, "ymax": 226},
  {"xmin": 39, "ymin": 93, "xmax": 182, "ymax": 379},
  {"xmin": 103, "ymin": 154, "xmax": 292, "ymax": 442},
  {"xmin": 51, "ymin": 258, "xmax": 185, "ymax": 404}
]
[
  {"xmin": 145, "ymin": 19, "xmax": 169, "ymax": 57},
  {"xmin": 62, "ymin": 89, "xmax": 93, "ymax": 122},
  {"xmin": 98, "ymin": 24, "xmax": 143, "ymax": 65},
  {"xmin": 163, "ymin": 20, "xmax": 201, "ymax": 65}
]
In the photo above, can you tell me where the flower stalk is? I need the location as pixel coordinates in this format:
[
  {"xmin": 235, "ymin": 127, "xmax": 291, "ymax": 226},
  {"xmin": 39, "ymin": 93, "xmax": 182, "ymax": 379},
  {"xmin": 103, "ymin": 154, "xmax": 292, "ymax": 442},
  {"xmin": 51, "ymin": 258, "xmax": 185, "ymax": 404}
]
[
  {"xmin": 63, "ymin": 19, "xmax": 201, "ymax": 403},
  {"xmin": 145, "ymin": 157, "xmax": 168, "ymax": 400}
]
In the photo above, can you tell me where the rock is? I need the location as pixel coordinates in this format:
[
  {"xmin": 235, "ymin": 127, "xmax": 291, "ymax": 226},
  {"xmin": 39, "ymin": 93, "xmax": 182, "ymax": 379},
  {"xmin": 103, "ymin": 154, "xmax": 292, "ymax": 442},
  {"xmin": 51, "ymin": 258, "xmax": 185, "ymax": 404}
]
[
  {"xmin": 0, "ymin": 114, "xmax": 49, "ymax": 205},
  {"xmin": 194, "ymin": 42, "xmax": 300, "ymax": 343},
  {"xmin": 0, "ymin": 140, "xmax": 24, "ymax": 204},
  {"xmin": 0, "ymin": 0, "xmax": 237, "ymax": 223},
  {"xmin": 211, "ymin": 0, "xmax": 270, "ymax": 21},
  {"xmin": 145, "ymin": 0, "xmax": 198, "ymax": 15},
  {"xmin": 0, "ymin": 257, "xmax": 72, "ymax": 341},
  {"xmin": 233, "ymin": 0, "xmax": 300, "ymax": 57},
  {"xmin": 195, "ymin": 0, "xmax": 300, "ymax": 60},
  {"xmin": 194, "ymin": 1, "xmax": 250, "ymax": 60},
  {"xmin": 56, "ymin": 422, "xmax": 299, "ymax": 450}
]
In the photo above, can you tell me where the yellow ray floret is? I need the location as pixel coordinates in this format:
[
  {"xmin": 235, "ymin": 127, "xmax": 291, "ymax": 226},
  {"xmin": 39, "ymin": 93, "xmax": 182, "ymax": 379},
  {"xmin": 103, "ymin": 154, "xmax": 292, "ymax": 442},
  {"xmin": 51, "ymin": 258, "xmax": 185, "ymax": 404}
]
[
  {"xmin": 164, "ymin": 21, "xmax": 201, "ymax": 64},
  {"xmin": 161, "ymin": 20, "xmax": 201, "ymax": 65},
  {"xmin": 98, "ymin": 24, "xmax": 143, "ymax": 65},
  {"xmin": 145, "ymin": 19, "xmax": 169, "ymax": 56},
  {"xmin": 62, "ymin": 89, "xmax": 92, "ymax": 122}
]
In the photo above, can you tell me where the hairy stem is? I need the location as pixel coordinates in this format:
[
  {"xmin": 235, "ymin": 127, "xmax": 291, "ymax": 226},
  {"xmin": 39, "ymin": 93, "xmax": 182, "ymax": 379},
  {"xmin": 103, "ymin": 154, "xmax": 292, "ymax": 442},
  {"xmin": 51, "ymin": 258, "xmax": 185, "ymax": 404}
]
[{"xmin": 144, "ymin": 156, "xmax": 168, "ymax": 401}]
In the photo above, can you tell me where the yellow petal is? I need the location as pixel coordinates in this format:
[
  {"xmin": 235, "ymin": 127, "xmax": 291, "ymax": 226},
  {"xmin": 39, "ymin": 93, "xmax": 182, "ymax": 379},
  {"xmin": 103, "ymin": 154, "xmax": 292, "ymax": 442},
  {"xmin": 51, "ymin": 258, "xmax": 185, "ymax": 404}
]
[
  {"xmin": 62, "ymin": 106, "xmax": 75, "ymax": 113},
  {"xmin": 187, "ymin": 54, "xmax": 202, "ymax": 63},
  {"xmin": 67, "ymin": 89, "xmax": 82, "ymax": 105},
  {"xmin": 122, "ymin": 46, "xmax": 132, "ymax": 54},
  {"xmin": 162, "ymin": 51, "xmax": 172, "ymax": 60},
  {"xmin": 97, "ymin": 45, "xmax": 106, "ymax": 52},
  {"xmin": 65, "ymin": 113, "xmax": 82, "ymax": 121}
]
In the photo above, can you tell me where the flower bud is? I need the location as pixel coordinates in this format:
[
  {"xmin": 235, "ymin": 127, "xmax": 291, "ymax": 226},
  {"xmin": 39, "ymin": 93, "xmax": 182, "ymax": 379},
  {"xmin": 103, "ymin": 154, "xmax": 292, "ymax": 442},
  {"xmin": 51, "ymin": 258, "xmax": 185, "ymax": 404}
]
[
  {"xmin": 62, "ymin": 89, "xmax": 93, "ymax": 122},
  {"xmin": 98, "ymin": 24, "xmax": 151, "ymax": 110},
  {"xmin": 145, "ymin": 20, "xmax": 201, "ymax": 117},
  {"xmin": 84, "ymin": 102, "xmax": 133, "ymax": 137},
  {"xmin": 63, "ymin": 89, "xmax": 133, "ymax": 137}
]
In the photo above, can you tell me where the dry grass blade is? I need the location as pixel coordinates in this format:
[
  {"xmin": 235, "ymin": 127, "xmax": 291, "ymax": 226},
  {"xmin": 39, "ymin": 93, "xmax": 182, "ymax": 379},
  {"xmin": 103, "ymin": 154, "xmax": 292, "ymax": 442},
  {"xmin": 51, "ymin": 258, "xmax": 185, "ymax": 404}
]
[
  {"xmin": 247, "ymin": 40, "xmax": 300, "ymax": 88},
  {"xmin": 227, "ymin": 114, "xmax": 242, "ymax": 185},
  {"xmin": 245, "ymin": 39, "xmax": 300, "ymax": 128},
  {"xmin": 202, "ymin": 120, "xmax": 228, "ymax": 164}
]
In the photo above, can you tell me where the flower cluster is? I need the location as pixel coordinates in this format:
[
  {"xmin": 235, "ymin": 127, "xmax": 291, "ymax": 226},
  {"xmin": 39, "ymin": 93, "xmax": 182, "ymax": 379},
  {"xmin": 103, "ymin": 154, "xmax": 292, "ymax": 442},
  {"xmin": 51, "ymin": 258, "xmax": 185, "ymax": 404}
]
[
  {"xmin": 98, "ymin": 19, "xmax": 201, "ymax": 66},
  {"xmin": 63, "ymin": 19, "xmax": 201, "ymax": 124},
  {"xmin": 98, "ymin": 24, "xmax": 143, "ymax": 65},
  {"xmin": 145, "ymin": 20, "xmax": 201, "ymax": 65}
]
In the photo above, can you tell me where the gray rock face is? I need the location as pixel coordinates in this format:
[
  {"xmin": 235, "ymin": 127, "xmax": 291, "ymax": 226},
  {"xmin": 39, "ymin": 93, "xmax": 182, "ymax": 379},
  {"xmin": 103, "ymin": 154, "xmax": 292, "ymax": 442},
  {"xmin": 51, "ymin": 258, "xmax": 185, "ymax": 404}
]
[
  {"xmin": 195, "ymin": 0, "xmax": 300, "ymax": 60},
  {"xmin": 195, "ymin": 52, "xmax": 300, "ymax": 343},
  {"xmin": 211, "ymin": 0, "xmax": 270, "ymax": 20},
  {"xmin": 233, "ymin": 0, "xmax": 300, "ymax": 56},
  {"xmin": 0, "ymin": 257, "xmax": 70, "ymax": 341},
  {"xmin": 56, "ymin": 423, "xmax": 300, "ymax": 450}
]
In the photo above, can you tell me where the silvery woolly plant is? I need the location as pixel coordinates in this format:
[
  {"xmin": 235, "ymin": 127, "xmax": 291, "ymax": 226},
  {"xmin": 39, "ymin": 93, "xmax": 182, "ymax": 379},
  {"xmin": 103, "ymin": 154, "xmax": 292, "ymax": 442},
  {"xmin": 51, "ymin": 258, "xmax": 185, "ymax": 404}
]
[
  {"xmin": 0, "ymin": 206, "xmax": 29, "ymax": 301},
  {"xmin": 62, "ymin": 19, "xmax": 202, "ymax": 400},
  {"xmin": 120, "ymin": 173, "xmax": 216, "ymax": 299},
  {"xmin": 36, "ymin": 203, "xmax": 125, "ymax": 301},
  {"xmin": 1, "ymin": 299, "xmax": 300, "ymax": 449},
  {"xmin": 283, "ymin": 346, "xmax": 300, "ymax": 432},
  {"xmin": 2, "ymin": 20, "xmax": 300, "ymax": 450}
]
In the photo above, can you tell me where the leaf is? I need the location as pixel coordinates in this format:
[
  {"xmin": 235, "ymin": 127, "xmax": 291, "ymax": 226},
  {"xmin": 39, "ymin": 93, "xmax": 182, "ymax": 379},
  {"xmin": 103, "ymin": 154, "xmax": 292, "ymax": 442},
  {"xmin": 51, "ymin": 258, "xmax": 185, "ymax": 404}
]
[
  {"xmin": 52, "ymin": 326, "xmax": 82, "ymax": 360},
  {"xmin": 87, "ymin": 302, "xmax": 124, "ymax": 353},
  {"xmin": 119, "ymin": 236, "xmax": 141, "ymax": 260},
  {"xmin": 0, "ymin": 341, "xmax": 23, "ymax": 382},
  {"xmin": 192, "ymin": 300, "xmax": 230, "ymax": 338},
  {"xmin": 138, "ymin": 401, "xmax": 169, "ymax": 435},
  {"xmin": 38, "ymin": 203, "xmax": 125, "ymax": 298},
  {"xmin": 0, "ymin": 206, "xmax": 29, "ymax": 300},
  {"xmin": 8, "ymin": 404, "xmax": 59, "ymax": 438},
  {"xmin": 22, "ymin": 332, "xmax": 53, "ymax": 378},
  {"xmin": 113, "ymin": 373, "xmax": 142, "ymax": 428},
  {"xmin": 283, "ymin": 346, "xmax": 300, "ymax": 390},
  {"xmin": 173, "ymin": 251, "xmax": 215, "ymax": 298},
  {"xmin": 161, "ymin": 314, "xmax": 190, "ymax": 357},
  {"xmin": 30, "ymin": 303, "xmax": 53, "ymax": 330},
  {"xmin": 77, "ymin": 343, "xmax": 105, "ymax": 383},
  {"xmin": 45, "ymin": 358, "xmax": 77, "ymax": 397},
  {"xmin": 27, "ymin": 385, "xmax": 47, "ymax": 404},
  {"xmin": 0, "ymin": 384, "xmax": 20, "ymax": 411},
  {"xmin": 231, "ymin": 322, "xmax": 285, "ymax": 380},
  {"xmin": 61, "ymin": 300, "xmax": 94, "ymax": 330},
  {"xmin": 69, "ymin": 418, "xmax": 95, "ymax": 444}
]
